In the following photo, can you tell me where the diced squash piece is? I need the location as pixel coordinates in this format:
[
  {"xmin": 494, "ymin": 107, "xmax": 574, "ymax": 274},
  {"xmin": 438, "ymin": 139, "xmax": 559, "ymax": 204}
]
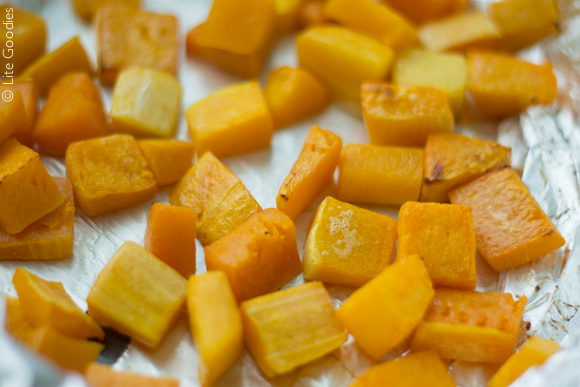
[
  {"xmin": 32, "ymin": 72, "xmax": 108, "ymax": 156},
  {"xmin": 349, "ymin": 350, "xmax": 455, "ymax": 387},
  {"xmin": 275, "ymin": 0, "xmax": 306, "ymax": 34},
  {"xmin": 110, "ymin": 68, "xmax": 182, "ymax": 138},
  {"xmin": 5, "ymin": 80, "xmax": 38, "ymax": 146},
  {"xmin": 72, "ymin": 0, "xmax": 140, "ymax": 21},
  {"xmin": 489, "ymin": 336, "xmax": 560, "ymax": 387},
  {"xmin": 187, "ymin": 271, "xmax": 243, "ymax": 386},
  {"xmin": 420, "ymin": 133, "xmax": 512, "ymax": 203},
  {"xmin": 361, "ymin": 84, "xmax": 454, "ymax": 147},
  {"xmin": 0, "ymin": 177, "xmax": 75, "ymax": 261},
  {"xmin": 12, "ymin": 268, "xmax": 104, "ymax": 340},
  {"xmin": 241, "ymin": 282, "xmax": 347, "ymax": 377},
  {"xmin": 337, "ymin": 255, "xmax": 434, "ymax": 359},
  {"xmin": 4, "ymin": 294, "xmax": 35, "ymax": 344},
  {"xmin": 0, "ymin": 89, "xmax": 26, "ymax": 146},
  {"xmin": 0, "ymin": 139, "xmax": 64, "ymax": 234},
  {"xmin": 411, "ymin": 289, "xmax": 527, "ymax": 363},
  {"xmin": 396, "ymin": 202, "xmax": 476, "ymax": 290},
  {"xmin": 66, "ymin": 134, "xmax": 157, "ymax": 217},
  {"xmin": 304, "ymin": 196, "xmax": 397, "ymax": 287},
  {"xmin": 393, "ymin": 49, "xmax": 467, "ymax": 114},
  {"xmin": 205, "ymin": 208, "xmax": 302, "ymax": 302},
  {"xmin": 96, "ymin": 5, "xmax": 179, "ymax": 85},
  {"xmin": 277, "ymin": 125, "xmax": 342, "ymax": 220},
  {"xmin": 169, "ymin": 152, "xmax": 262, "ymax": 246},
  {"xmin": 22, "ymin": 36, "xmax": 93, "ymax": 97},
  {"xmin": 337, "ymin": 144, "xmax": 423, "ymax": 206},
  {"xmin": 297, "ymin": 0, "xmax": 329, "ymax": 28},
  {"xmin": 466, "ymin": 51, "xmax": 557, "ymax": 119},
  {"xmin": 264, "ymin": 67, "xmax": 329, "ymax": 129},
  {"xmin": 144, "ymin": 203, "xmax": 196, "ymax": 279},
  {"xmin": 85, "ymin": 363, "xmax": 179, "ymax": 387},
  {"xmin": 449, "ymin": 168, "xmax": 565, "ymax": 271},
  {"xmin": 137, "ymin": 139, "xmax": 195, "ymax": 186},
  {"xmin": 381, "ymin": 0, "xmax": 467, "ymax": 25},
  {"xmin": 87, "ymin": 241, "xmax": 187, "ymax": 348}
]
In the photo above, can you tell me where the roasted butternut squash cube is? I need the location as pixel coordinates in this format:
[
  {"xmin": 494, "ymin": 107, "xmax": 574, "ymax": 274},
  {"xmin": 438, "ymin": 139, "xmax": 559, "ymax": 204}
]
[
  {"xmin": 110, "ymin": 68, "xmax": 181, "ymax": 138},
  {"xmin": 275, "ymin": 0, "xmax": 306, "ymax": 34},
  {"xmin": 381, "ymin": 0, "xmax": 467, "ymax": 25},
  {"xmin": 96, "ymin": 5, "xmax": 179, "ymax": 85},
  {"xmin": 396, "ymin": 202, "xmax": 476, "ymax": 289},
  {"xmin": 264, "ymin": 67, "xmax": 329, "ymax": 129},
  {"xmin": 277, "ymin": 125, "xmax": 342, "ymax": 220},
  {"xmin": 5, "ymin": 80, "xmax": 38, "ymax": 146},
  {"xmin": 393, "ymin": 49, "xmax": 467, "ymax": 114},
  {"xmin": 205, "ymin": 209, "xmax": 302, "ymax": 302},
  {"xmin": 361, "ymin": 84, "xmax": 454, "ymax": 147},
  {"xmin": 87, "ymin": 241, "xmax": 187, "ymax": 348},
  {"xmin": 411, "ymin": 288, "xmax": 527, "ymax": 363},
  {"xmin": 137, "ymin": 139, "xmax": 195, "ymax": 186},
  {"xmin": 4, "ymin": 294, "xmax": 35, "ymax": 344},
  {"xmin": 72, "ymin": 0, "xmax": 140, "ymax": 21},
  {"xmin": 297, "ymin": 0, "xmax": 329, "ymax": 28},
  {"xmin": 22, "ymin": 36, "xmax": 93, "ymax": 97},
  {"xmin": 144, "ymin": 203, "xmax": 196, "ymax": 279},
  {"xmin": 489, "ymin": 336, "xmax": 559, "ymax": 387},
  {"xmin": 66, "ymin": 134, "xmax": 157, "ymax": 217},
  {"xmin": 337, "ymin": 254, "xmax": 434, "ymax": 359},
  {"xmin": 241, "ymin": 282, "xmax": 347, "ymax": 377},
  {"xmin": 420, "ymin": 133, "xmax": 512, "ymax": 203},
  {"xmin": 85, "ymin": 363, "xmax": 179, "ymax": 387},
  {"xmin": 449, "ymin": 168, "xmax": 565, "ymax": 271},
  {"xmin": 466, "ymin": 51, "xmax": 557, "ymax": 119},
  {"xmin": 323, "ymin": 0, "xmax": 418, "ymax": 50},
  {"xmin": 0, "ymin": 89, "xmax": 26, "ymax": 146},
  {"xmin": 349, "ymin": 350, "xmax": 455, "ymax": 387},
  {"xmin": 0, "ymin": 139, "xmax": 64, "ymax": 234},
  {"xmin": 304, "ymin": 196, "xmax": 397, "ymax": 287},
  {"xmin": 337, "ymin": 144, "xmax": 423, "ymax": 206},
  {"xmin": 13, "ymin": 268, "xmax": 104, "ymax": 340},
  {"xmin": 169, "ymin": 152, "xmax": 262, "ymax": 246},
  {"xmin": 187, "ymin": 271, "xmax": 243, "ymax": 386},
  {"xmin": 186, "ymin": 81, "xmax": 273, "ymax": 159}
]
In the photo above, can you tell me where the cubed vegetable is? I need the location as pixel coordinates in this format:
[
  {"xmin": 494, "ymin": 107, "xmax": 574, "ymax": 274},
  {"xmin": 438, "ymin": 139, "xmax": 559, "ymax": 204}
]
[
  {"xmin": 381, "ymin": 0, "xmax": 467, "ymax": 25},
  {"xmin": 85, "ymin": 363, "xmax": 179, "ymax": 387},
  {"xmin": 72, "ymin": 0, "xmax": 140, "ymax": 21},
  {"xmin": 137, "ymin": 139, "xmax": 195, "ymax": 186},
  {"xmin": 0, "ymin": 89, "xmax": 26, "ymax": 146},
  {"xmin": 5, "ymin": 80, "xmax": 38, "ymax": 146},
  {"xmin": 274, "ymin": 0, "xmax": 306, "ymax": 34},
  {"xmin": 4, "ymin": 295, "xmax": 35, "ymax": 344},
  {"xmin": 297, "ymin": 1, "xmax": 329, "ymax": 28}
]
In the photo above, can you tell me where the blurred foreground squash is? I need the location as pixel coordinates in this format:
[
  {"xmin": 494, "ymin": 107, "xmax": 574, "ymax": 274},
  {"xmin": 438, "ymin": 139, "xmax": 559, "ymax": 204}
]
[
  {"xmin": 85, "ymin": 363, "xmax": 179, "ymax": 387},
  {"xmin": 0, "ymin": 89, "xmax": 26, "ymax": 146},
  {"xmin": 381, "ymin": 0, "xmax": 466, "ymax": 25},
  {"xmin": 137, "ymin": 139, "xmax": 195, "ymax": 186},
  {"xmin": 275, "ymin": 0, "xmax": 306, "ymax": 34},
  {"xmin": 4, "ymin": 80, "xmax": 38, "ymax": 147}
]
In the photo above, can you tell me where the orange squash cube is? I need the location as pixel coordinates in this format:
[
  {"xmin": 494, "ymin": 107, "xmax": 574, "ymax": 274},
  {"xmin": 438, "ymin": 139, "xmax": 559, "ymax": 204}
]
[
  {"xmin": 71, "ymin": 0, "xmax": 140, "ymax": 21},
  {"xmin": 264, "ymin": 67, "xmax": 329, "ymax": 129},
  {"xmin": 137, "ymin": 139, "xmax": 195, "ymax": 186},
  {"xmin": 420, "ymin": 133, "xmax": 512, "ymax": 203},
  {"xmin": 396, "ymin": 202, "xmax": 476, "ymax": 290},
  {"xmin": 449, "ymin": 168, "xmax": 565, "ymax": 271},
  {"xmin": 144, "ymin": 203, "xmax": 197, "ymax": 279},
  {"xmin": 87, "ymin": 241, "xmax": 187, "ymax": 348},
  {"xmin": 169, "ymin": 152, "xmax": 262, "ymax": 246},
  {"xmin": 66, "ymin": 134, "xmax": 158, "ymax": 217},
  {"xmin": 5, "ymin": 80, "xmax": 38, "ymax": 146},
  {"xmin": 0, "ymin": 89, "xmax": 26, "ymax": 146},
  {"xmin": 274, "ymin": 0, "xmax": 306, "ymax": 34},
  {"xmin": 304, "ymin": 196, "xmax": 397, "ymax": 287},
  {"xmin": 0, "ymin": 139, "xmax": 64, "ymax": 234},
  {"xmin": 337, "ymin": 144, "xmax": 423, "ymax": 206},
  {"xmin": 380, "ymin": 0, "xmax": 466, "ymax": 25},
  {"xmin": 297, "ymin": 1, "xmax": 330, "ymax": 28},
  {"xmin": 85, "ymin": 363, "xmax": 179, "ymax": 387},
  {"xmin": 277, "ymin": 125, "xmax": 342, "ymax": 220},
  {"xmin": 467, "ymin": 51, "xmax": 557, "ymax": 119},
  {"xmin": 241, "ymin": 282, "xmax": 347, "ymax": 377},
  {"xmin": 337, "ymin": 254, "xmax": 434, "ymax": 359},
  {"xmin": 187, "ymin": 271, "xmax": 243, "ymax": 386},
  {"xmin": 4, "ymin": 295, "xmax": 35, "ymax": 344},
  {"xmin": 361, "ymin": 84, "xmax": 454, "ymax": 147},
  {"xmin": 411, "ymin": 289, "xmax": 527, "ymax": 363},
  {"xmin": 205, "ymin": 209, "xmax": 302, "ymax": 302}
]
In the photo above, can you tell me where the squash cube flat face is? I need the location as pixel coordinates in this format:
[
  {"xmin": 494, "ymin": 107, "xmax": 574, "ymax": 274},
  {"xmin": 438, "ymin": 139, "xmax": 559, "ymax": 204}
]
[
  {"xmin": 0, "ymin": 139, "xmax": 65, "ymax": 234},
  {"xmin": 97, "ymin": 5, "xmax": 179, "ymax": 85},
  {"xmin": 85, "ymin": 363, "xmax": 179, "ymax": 387},
  {"xmin": 466, "ymin": 51, "xmax": 557, "ymax": 119},
  {"xmin": 205, "ymin": 209, "xmax": 302, "ymax": 303},
  {"xmin": 137, "ymin": 139, "xmax": 194, "ymax": 186},
  {"xmin": 0, "ymin": 89, "xmax": 26, "ymax": 146},
  {"xmin": 411, "ymin": 288, "xmax": 527, "ymax": 363},
  {"xmin": 187, "ymin": 271, "xmax": 243, "ymax": 387},
  {"xmin": 87, "ymin": 241, "xmax": 187, "ymax": 348},
  {"xmin": 72, "ymin": 0, "xmax": 140, "ymax": 21},
  {"xmin": 393, "ymin": 49, "xmax": 467, "ymax": 114},
  {"xmin": 6, "ymin": 80, "xmax": 38, "ymax": 146},
  {"xmin": 449, "ymin": 168, "xmax": 565, "ymax": 271},
  {"xmin": 5, "ymin": 295, "xmax": 35, "ymax": 345},
  {"xmin": 396, "ymin": 202, "xmax": 476, "ymax": 290},
  {"xmin": 241, "ymin": 282, "xmax": 347, "ymax": 377},
  {"xmin": 337, "ymin": 144, "xmax": 423, "ymax": 206},
  {"xmin": 420, "ymin": 133, "xmax": 511, "ymax": 203},
  {"xmin": 381, "ymin": 0, "xmax": 467, "ymax": 25},
  {"xmin": 111, "ymin": 68, "xmax": 182, "ymax": 138},
  {"xmin": 361, "ymin": 84, "xmax": 454, "ymax": 147},
  {"xmin": 277, "ymin": 125, "xmax": 342, "ymax": 220},
  {"xmin": 65, "ymin": 134, "xmax": 158, "ymax": 217},
  {"xmin": 304, "ymin": 196, "xmax": 397, "ymax": 287}
]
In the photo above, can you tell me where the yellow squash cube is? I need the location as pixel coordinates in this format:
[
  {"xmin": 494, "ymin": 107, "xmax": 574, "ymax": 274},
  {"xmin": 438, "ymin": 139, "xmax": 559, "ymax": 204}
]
[
  {"xmin": 87, "ymin": 241, "xmax": 187, "ymax": 348},
  {"xmin": 137, "ymin": 139, "xmax": 195, "ymax": 186},
  {"xmin": 241, "ymin": 282, "xmax": 347, "ymax": 377},
  {"xmin": 111, "ymin": 68, "xmax": 182, "ymax": 138},
  {"xmin": 186, "ymin": 81, "xmax": 273, "ymax": 159},
  {"xmin": 72, "ymin": 0, "xmax": 140, "ymax": 21},
  {"xmin": 303, "ymin": 196, "xmax": 397, "ymax": 287},
  {"xmin": 0, "ymin": 89, "xmax": 26, "ymax": 146}
]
